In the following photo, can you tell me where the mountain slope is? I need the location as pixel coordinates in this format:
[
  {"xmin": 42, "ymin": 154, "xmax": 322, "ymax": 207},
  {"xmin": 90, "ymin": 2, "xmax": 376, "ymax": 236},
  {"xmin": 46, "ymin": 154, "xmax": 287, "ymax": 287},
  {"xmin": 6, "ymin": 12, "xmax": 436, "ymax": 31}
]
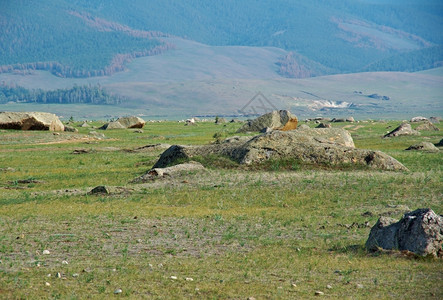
[{"xmin": 1, "ymin": 0, "xmax": 442, "ymax": 78}]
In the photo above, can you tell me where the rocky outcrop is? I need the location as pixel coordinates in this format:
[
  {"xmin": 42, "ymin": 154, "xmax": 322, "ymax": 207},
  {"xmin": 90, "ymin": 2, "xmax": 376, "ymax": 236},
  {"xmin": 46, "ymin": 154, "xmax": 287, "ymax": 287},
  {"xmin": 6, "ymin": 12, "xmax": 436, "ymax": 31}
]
[
  {"xmin": 132, "ymin": 161, "xmax": 205, "ymax": 183},
  {"xmin": 100, "ymin": 116, "xmax": 145, "ymax": 130},
  {"xmin": 0, "ymin": 112, "xmax": 64, "ymax": 131},
  {"xmin": 237, "ymin": 110, "xmax": 297, "ymax": 133},
  {"xmin": 405, "ymin": 142, "xmax": 439, "ymax": 152},
  {"xmin": 153, "ymin": 129, "xmax": 407, "ymax": 171},
  {"xmin": 384, "ymin": 123, "xmax": 420, "ymax": 138},
  {"xmin": 366, "ymin": 209, "xmax": 443, "ymax": 257},
  {"xmin": 415, "ymin": 121, "xmax": 439, "ymax": 131}
]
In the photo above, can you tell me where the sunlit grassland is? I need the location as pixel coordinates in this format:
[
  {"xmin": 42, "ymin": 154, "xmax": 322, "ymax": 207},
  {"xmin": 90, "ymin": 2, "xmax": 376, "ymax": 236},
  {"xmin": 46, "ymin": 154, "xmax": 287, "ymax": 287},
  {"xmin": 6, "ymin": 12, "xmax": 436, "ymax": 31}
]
[{"xmin": 0, "ymin": 120, "xmax": 442, "ymax": 299}]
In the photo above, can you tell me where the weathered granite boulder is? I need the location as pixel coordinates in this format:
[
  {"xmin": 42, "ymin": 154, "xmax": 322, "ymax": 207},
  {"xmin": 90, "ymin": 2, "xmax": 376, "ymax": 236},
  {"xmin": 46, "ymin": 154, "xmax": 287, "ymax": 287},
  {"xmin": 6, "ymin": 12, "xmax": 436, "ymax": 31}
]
[
  {"xmin": 116, "ymin": 116, "xmax": 145, "ymax": 128},
  {"xmin": 415, "ymin": 121, "xmax": 439, "ymax": 132},
  {"xmin": 0, "ymin": 112, "xmax": 64, "ymax": 131},
  {"xmin": 153, "ymin": 129, "xmax": 407, "ymax": 171},
  {"xmin": 405, "ymin": 142, "xmax": 439, "ymax": 152},
  {"xmin": 366, "ymin": 209, "xmax": 443, "ymax": 257},
  {"xmin": 384, "ymin": 123, "xmax": 420, "ymax": 138},
  {"xmin": 237, "ymin": 110, "xmax": 297, "ymax": 133}
]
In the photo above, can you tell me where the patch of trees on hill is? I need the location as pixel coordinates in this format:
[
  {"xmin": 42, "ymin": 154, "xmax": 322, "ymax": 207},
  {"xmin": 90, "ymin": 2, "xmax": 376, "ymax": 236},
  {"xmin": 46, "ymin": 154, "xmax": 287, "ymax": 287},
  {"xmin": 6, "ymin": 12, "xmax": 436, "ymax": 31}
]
[
  {"xmin": 276, "ymin": 52, "xmax": 333, "ymax": 78},
  {"xmin": 0, "ymin": 84, "xmax": 124, "ymax": 105}
]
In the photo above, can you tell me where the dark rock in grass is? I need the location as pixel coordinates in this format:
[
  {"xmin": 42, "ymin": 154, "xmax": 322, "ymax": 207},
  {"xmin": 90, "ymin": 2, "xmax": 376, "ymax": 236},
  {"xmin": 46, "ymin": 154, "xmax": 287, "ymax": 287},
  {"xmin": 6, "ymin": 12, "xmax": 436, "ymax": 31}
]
[
  {"xmin": 89, "ymin": 186, "xmax": 111, "ymax": 194},
  {"xmin": 366, "ymin": 208, "xmax": 443, "ymax": 257},
  {"xmin": 316, "ymin": 123, "xmax": 331, "ymax": 128},
  {"xmin": 64, "ymin": 125, "xmax": 78, "ymax": 133},
  {"xmin": 129, "ymin": 144, "xmax": 172, "ymax": 153},
  {"xmin": 405, "ymin": 142, "xmax": 439, "ymax": 152},
  {"xmin": 435, "ymin": 139, "xmax": 443, "ymax": 147},
  {"xmin": 153, "ymin": 129, "xmax": 408, "ymax": 171},
  {"xmin": 415, "ymin": 121, "xmax": 439, "ymax": 132},
  {"xmin": 72, "ymin": 149, "xmax": 93, "ymax": 154},
  {"xmin": 237, "ymin": 110, "xmax": 297, "ymax": 133},
  {"xmin": 0, "ymin": 111, "xmax": 64, "ymax": 131},
  {"xmin": 384, "ymin": 123, "xmax": 420, "ymax": 138}
]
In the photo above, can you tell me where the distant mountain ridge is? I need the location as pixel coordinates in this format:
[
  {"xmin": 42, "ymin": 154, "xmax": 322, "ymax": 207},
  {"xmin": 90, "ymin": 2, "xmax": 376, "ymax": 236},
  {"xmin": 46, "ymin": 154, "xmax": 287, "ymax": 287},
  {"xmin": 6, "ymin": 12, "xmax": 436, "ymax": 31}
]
[{"xmin": 1, "ymin": 0, "xmax": 442, "ymax": 79}]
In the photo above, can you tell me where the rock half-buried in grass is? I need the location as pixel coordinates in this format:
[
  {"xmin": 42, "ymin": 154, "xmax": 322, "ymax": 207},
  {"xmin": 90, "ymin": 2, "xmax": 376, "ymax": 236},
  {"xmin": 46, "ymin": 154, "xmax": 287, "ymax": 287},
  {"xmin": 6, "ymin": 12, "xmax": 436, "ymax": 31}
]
[{"xmin": 153, "ymin": 128, "xmax": 408, "ymax": 171}]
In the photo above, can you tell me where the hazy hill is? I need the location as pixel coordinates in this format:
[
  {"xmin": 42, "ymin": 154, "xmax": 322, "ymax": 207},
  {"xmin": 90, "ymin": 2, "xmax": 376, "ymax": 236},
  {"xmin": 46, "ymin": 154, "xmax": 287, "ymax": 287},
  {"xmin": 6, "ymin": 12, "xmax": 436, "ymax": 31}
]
[{"xmin": 1, "ymin": 0, "xmax": 442, "ymax": 78}]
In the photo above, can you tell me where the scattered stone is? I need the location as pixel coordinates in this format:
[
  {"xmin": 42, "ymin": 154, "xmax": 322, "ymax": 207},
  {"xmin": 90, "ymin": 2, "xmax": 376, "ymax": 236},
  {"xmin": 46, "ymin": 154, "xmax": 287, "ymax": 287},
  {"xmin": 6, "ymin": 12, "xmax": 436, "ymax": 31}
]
[
  {"xmin": 411, "ymin": 116, "xmax": 428, "ymax": 122},
  {"xmin": 129, "ymin": 144, "xmax": 172, "ymax": 153},
  {"xmin": 366, "ymin": 208, "xmax": 443, "ymax": 257},
  {"xmin": 114, "ymin": 288, "xmax": 122, "ymax": 294},
  {"xmin": 132, "ymin": 161, "xmax": 205, "ymax": 183},
  {"xmin": 72, "ymin": 149, "xmax": 93, "ymax": 154},
  {"xmin": 64, "ymin": 125, "xmax": 78, "ymax": 133},
  {"xmin": 89, "ymin": 186, "xmax": 111, "ymax": 195},
  {"xmin": 331, "ymin": 118, "xmax": 346, "ymax": 123},
  {"xmin": 326, "ymin": 285, "xmax": 332, "ymax": 289},
  {"xmin": 291, "ymin": 283, "xmax": 297, "ymax": 288},
  {"xmin": 0, "ymin": 111, "xmax": 65, "ymax": 131},
  {"xmin": 0, "ymin": 167, "xmax": 15, "ymax": 172},
  {"xmin": 133, "ymin": 129, "xmax": 144, "ymax": 133},
  {"xmin": 247, "ymin": 297, "xmax": 256, "ymax": 300},
  {"xmin": 384, "ymin": 123, "xmax": 420, "ymax": 138},
  {"xmin": 346, "ymin": 117, "xmax": 355, "ymax": 122},
  {"xmin": 136, "ymin": 239, "xmax": 142, "ymax": 243},
  {"xmin": 72, "ymin": 273, "xmax": 79, "ymax": 278},
  {"xmin": 237, "ymin": 110, "xmax": 298, "ymax": 132},
  {"xmin": 80, "ymin": 122, "xmax": 90, "ymax": 128},
  {"xmin": 415, "ymin": 121, "xmax": 439, "ymax": 131},
  {"xmin": 43, "ymin": 250, "xmax": 50, "ymax": 255},
  {"xmin": 215, "ymin": 117, "xmax": 227, "ymax": 124},
  {"xmin": 186, "ymin": 277, "xmax": 194, "ymax": 281},
  {"xmin": 316, "ymin": 123, "xmax": 331, "ymax": 128},
  {"xmin": 315, "ymin": 291, "xmax": 324, "ymax": 296},
  {"xmin": 56, "ymin": 272, "xmax": 61, "ymax": 278},
  {"xmin": 62, "ymin": 260, "xmax": 68, "ymax": 265},
  {"xmin": 405, "ymin": 142, "xmax": 439, "ymax": 153},
  {"xmin": 53, "ymin": 132, "xmax": 60, "ymax": 136},
  {"xmin": 45, "ymin": 282, "xmax": 51, "ymax": 287},
  {"xmin": 170, "ymin": 276, "xmax": 178, "ymax": 280},
  {"xmin": 356, "ymin": 283, "xmax": 364, "ymax": 289},
  {"xmin": 89, "ymin": 131, "xmax": 106, "ymax": 139}
]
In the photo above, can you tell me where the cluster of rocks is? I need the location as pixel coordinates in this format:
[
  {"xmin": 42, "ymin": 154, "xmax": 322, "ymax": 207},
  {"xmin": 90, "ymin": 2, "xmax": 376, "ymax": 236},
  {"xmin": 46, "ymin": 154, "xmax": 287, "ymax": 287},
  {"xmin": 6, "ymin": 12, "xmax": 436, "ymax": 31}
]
[{"xmin": 100, "ymin": 116, "xmax": 146, "ymax": 130}]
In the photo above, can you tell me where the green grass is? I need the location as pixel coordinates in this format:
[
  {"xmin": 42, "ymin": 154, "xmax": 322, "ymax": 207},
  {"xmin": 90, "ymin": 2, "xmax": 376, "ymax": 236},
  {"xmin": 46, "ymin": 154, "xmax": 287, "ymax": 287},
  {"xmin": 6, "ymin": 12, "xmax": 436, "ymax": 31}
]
[{"xmin": 0, "ymin": 120, "xmax": 442, "ymax": 299}]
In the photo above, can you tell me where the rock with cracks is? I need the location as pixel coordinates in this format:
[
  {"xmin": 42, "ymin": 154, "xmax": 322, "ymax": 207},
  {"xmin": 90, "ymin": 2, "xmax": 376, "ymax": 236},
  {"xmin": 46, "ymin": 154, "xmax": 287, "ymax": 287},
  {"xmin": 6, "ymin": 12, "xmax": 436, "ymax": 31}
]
[
  {"xmin": 237, "ymin": 110, "xmax": 298, "ymax": 133},
  {"xmin": 384, "ymin": 123, "xmax": 420, "ymax": 138},
  {"xmin": 366, "ymin": 208, "xmax": 443, "ymax": 257},
  {"xmin": 153, "ymin": 129, "xmax": 407, "ymax": 171},
  {"xmin": 0, "ymin": 112, "xmax": 64, "ymax": 131}
]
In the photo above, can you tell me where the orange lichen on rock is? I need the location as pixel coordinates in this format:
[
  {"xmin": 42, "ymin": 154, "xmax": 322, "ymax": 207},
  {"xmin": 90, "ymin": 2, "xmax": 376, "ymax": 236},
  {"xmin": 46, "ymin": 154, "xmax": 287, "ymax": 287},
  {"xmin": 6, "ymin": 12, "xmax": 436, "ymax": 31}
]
[{"xmin": 278, "ymin": 117, "xmax": 298, "ymax": 131}]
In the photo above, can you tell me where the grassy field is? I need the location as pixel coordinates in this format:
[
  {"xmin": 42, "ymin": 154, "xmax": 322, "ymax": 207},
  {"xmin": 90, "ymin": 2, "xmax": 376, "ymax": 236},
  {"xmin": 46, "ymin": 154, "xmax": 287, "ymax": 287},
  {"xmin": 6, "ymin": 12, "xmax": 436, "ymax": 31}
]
[{"xmin": 0, "ymin": 120, "xmax": 442, "ymax": 299}]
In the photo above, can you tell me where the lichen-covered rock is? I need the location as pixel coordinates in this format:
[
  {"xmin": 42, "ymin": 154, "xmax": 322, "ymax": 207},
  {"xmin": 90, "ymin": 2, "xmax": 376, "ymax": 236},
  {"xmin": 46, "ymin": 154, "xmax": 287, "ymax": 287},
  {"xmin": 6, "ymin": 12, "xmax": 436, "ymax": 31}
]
[
  {"xmin": 153, "ymin": 129, "xmax": 407, "ymax": 171},
  {"xmin": 366, "ymin": 208, "xmax": 443, "ymax": 257},
  {"xmin": 0, "ymin": 112, "xmax": 64, "ymax": 131},
  {"xmin": 405, "ymin": 142, "xmax": 439, "ymax": 152},
  {"xmin": 237, "ymin": 110, "xmax": 297, "ymax": 132},
  {"xmin": 384, "ymin": 123, "xmax": 420, "ymax": 138}
]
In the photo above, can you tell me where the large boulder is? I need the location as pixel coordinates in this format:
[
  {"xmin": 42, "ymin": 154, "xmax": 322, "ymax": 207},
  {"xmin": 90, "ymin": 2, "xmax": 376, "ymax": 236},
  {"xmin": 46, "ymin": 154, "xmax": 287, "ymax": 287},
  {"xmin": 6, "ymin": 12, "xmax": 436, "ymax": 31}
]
[
  {"xmin": 237, "ymin": 110, "xmax": 298, "ymax": 133},
  {"xmin": 415, "ymin": 121, "xmax": 439, "ymax": 132},
  {"xmin": 116, "ymin": 116, "xmax": 146, "ymax": 128},
  {"xmin": 153, "ymin": 128, "xmax": 407, "ymax": 171},
  {"xmin": 0, "ymin": 112, "xmax": 64, "ymax": 131},
  {"xmin": 100, "ymin": 116, "xmax": 145, "ymax": 130},
  {"xmin": 366, "ymin": 209, "xmax": 443, "ymax": 257},
  {"xmin": 384, "ymin": 123, "xmax": 420, "ymax": 138},
  {"xmin": 410, "ymin": 116, "xmax": 428, "ymax": 122},
  {"xmin": 405, "ymin": 142, "xmax": 439, "ymax": 152}
]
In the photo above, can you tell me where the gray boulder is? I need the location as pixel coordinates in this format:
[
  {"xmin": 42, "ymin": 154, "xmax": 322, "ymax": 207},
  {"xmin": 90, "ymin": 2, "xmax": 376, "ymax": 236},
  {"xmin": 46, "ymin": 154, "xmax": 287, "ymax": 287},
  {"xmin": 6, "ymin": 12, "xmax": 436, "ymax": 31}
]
[
  {"xmin": 384, "ymin": 123, "xmax": 420, "ymax": 138},
  {"xmin": 0, "ymin": 112, "xmax": 64, "ymax": 131},
  {"xmin": 153, "ymin": 129, "xmax": 407, "ymax": 171},
  {"xmin": 415, "ymin": 121, "xmax": 439, "ymax": 132},
  {"xmin": 132, "ymin": 161, "xmax": 205, "ymax": 183},
  {"xmin": 100, "ymin": 121, "xmax": 125, "ymax": 130},
  {"xmin": 116, "ymin": 116, "xmax": 146, "ymax": 128},
  {"xmin": 410, "ymin": 116, "xmax": 428, "ymax": 122},
  {"xmin": 64, "ymin": 125, "xmax": 78, "ymax": 133},
  {"xmin": 237, "ymin": 110, "xmax": 297, "ymax": 133},
  {"xmin": 405, "ymin": 142, "xmax": 439, "ymax": 152},
  {"xmin": 429, "ymin": 117, "xmax": 441, "ymax": 124},
  {"xmin": 80, "ymin": 121, "xmax": 90, "ymax": 128},
  {"xmin": 366, "ymin": 208, "xmax": 443, "ymax": 257}
]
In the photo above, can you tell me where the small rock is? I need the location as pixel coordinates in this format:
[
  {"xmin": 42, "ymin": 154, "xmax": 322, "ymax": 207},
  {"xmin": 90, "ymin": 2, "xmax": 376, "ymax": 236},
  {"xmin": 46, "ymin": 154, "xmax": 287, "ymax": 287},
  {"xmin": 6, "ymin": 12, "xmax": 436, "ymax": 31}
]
[
  {"xmin": 45, "ymin": 282, "xmax": 51, "ymax": 286},
  {"xmin": 136, "ymin": 239, "xmax": 143, "ymax": 243},
  {"xmin": 72, "ymin": 273, "xmax": 79, "ymax": 278},
  {"xmin": 43, "ymin": 250, "xmax": 50, "ymax": 255},
  {"xmin": 195, "ymin": 288, "xmax": 200, "ymax": 292},
  {"xmin": 53, "ymin": 132, "xmax": 60, "ymax": 136},
  {"xmin": 158, "ymin": 263, "xmax": 163, "ymax": 268},
  {"xmin": 315, "ymin": 291, "xmax": 324, "ymax": 296},
  {"xmin": 356, "ymin": 283, "xmax": 364, "ymax": 289},
  {"xmin": 247, "ymin": 297, "xmax": 256, "ymax": 300},
  {"xmin": 170, "ymin": 276, "xmax": 178, "ymax": 280},
  {"xmin": 56, "ymin": 272, "xmax": 61, "ymax": 278},
  {"xmin": 326, "ymin": 284, "xmax": 332, "ymax": 289},
  {"xmin": 114, "ymin": 288, "xmax": 122, "ymax": 294},
  {"xmin": 291, "ymin": 283, "xmax": 297, "ymax": 288},
  {"xmin": 186, "ymin": 277, "xmax": 194, "ymax": 281},
  {"xmin": 62, "ymin": 260, "xmax": 68, "ymax": 265},
  {"xmin": 47, "ymin": 274, "xmax": 51, "ymax": 277}
]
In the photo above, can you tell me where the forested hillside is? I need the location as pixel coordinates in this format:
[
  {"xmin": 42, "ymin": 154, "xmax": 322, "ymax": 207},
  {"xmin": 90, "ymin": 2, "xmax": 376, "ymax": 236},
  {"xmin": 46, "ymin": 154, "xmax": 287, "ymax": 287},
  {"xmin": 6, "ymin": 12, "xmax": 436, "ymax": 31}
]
[{"xmin": 1, "ymin": 0, "xmax": 442, "ymax": 78}]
